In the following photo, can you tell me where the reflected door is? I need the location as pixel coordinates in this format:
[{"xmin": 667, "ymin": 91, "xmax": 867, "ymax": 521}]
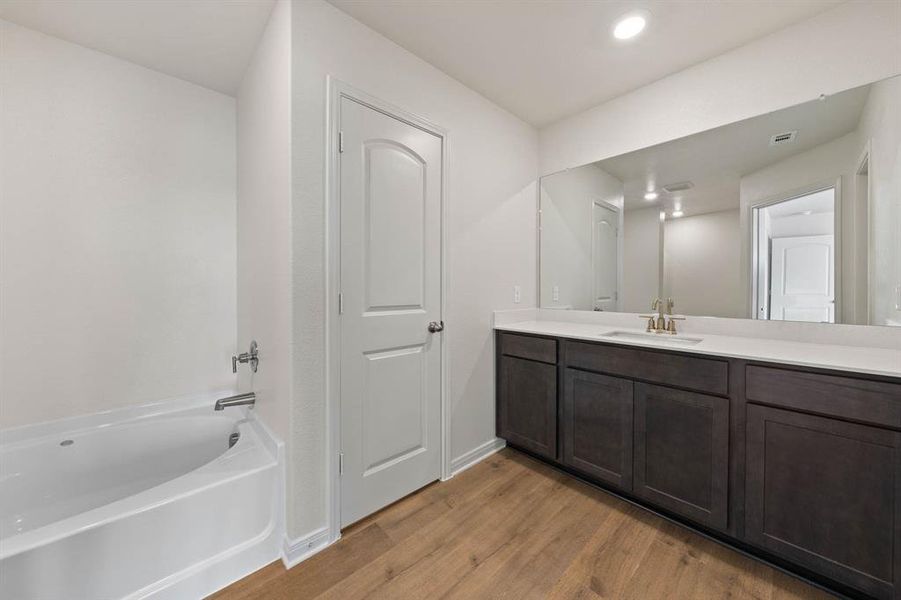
[
  {"xmin": 592, "ymin": 202, "xmax": 619, "ymax": 311},
  {"xmin": 339, "ymin": 97, "xmax": 443, "ymax": 527},
  {"xmin": 770, "ymin": 234, "xmax": 835, "ymax": 323}
]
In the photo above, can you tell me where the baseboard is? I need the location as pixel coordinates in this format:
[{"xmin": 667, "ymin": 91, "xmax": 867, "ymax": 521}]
[
  {"xmin": 450, "ymin": 437, "xmax": 506, "ymax": 476},
  {"xmin": 281, "ymin": 527, "xmax": 331, "ymax": 569}
]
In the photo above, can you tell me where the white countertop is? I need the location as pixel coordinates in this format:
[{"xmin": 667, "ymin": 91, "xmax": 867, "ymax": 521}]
[{"xmin": 495, "ymin": 319, "xmax": 901, "ymax": 379}]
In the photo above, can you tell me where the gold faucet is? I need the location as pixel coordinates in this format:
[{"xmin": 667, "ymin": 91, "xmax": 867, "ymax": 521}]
[{"xmin": 640, "ymin": 298, "xmax": 684, "ymax": 334}]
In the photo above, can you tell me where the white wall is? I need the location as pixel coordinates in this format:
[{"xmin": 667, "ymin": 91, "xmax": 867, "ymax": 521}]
[
  {"xmin": 622, "ymin": 207, "xmax": 661, "ymax": 313},
  {"xmin": 663, "ymin": 210, "xmax": 743, "ymax": 319},
  {"xmin": 858, "ymin": 76, "xmax": 901, "ymax": 326},
  {"xmin": 0, "ymin": 21, "xmax": 237, "ymax": 429},
  {"xmin": 236, "ymin": 0, "xmax": 292, "ymax": 444},
  {"xmin": 540, "ymin": 164, "xmax": 623, "ymax": 310},
  {"xmin": 290, "ymin": 0, "xmax": 538, "ymax": 538},
  {"xmin": 740, "ymin": 133, "xmax": 859, "ymax": 322},
  {"xmin": 539, "ymin": 1, "xmax": 901, "ymax": 176},
  {"xmin": 768, "ymin": 212, "xmax": 834, "ymax": 238}
]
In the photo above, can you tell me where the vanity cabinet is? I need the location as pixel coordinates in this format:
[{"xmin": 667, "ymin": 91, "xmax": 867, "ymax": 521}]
[
  {"xmin": 746, "ymin": 404, "xmax": 901, "ymax": 600},
  {"xmin": 634, "ymin": 383, "xmax": 729, "ymax": 530},
  {"xmin": 562, "ymin": 369, "xmax": 633, "ymax": 490},
  {"xmin": 495, "ymin": 330, "xmax": 901, "ymax": 599},
  {"xmin": 496, "ymin": 334, "xmax": 557, "ymax": 460}
]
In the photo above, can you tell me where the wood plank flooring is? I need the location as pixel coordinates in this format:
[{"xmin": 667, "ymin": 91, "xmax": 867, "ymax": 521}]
[{"xmin": 211, "ymin": 448, "xmax": 834, "ymax": 600}]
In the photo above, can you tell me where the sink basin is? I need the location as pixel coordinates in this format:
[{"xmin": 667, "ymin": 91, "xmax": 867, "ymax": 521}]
[{"xmin": 600, "ymin": 330, "xmax": 703, "ymax": 346}]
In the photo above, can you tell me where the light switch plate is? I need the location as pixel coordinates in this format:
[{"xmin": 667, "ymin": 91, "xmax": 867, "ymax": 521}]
[{"xmin": 513, "ymin": 285, "xmax": 521, "ymax": 304}]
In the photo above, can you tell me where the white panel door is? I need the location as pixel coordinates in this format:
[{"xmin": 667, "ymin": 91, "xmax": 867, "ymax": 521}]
[
  {"xmin": 339, "ymin": 97, "xmax": 443, "ymax": 527},
  {"xmin": 770, "ymin": 234, "xmax": 835, "ymax": 323},
  {"xmin": 592, "ymin": 202, "xmax": 619, "ymax": 311}
]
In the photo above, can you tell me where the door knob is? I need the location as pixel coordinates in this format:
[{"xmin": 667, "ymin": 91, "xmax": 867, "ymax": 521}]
[{"xmin": 428, "ymin": 321, "xmax": 445, "ymax": 333}]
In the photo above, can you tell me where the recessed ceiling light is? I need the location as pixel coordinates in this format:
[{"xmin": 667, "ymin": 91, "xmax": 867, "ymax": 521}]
[
  {"xmin": 613, "ymin": 11, "xmax": 649, "ymax": 40},
  {"xmin": 672, "ymin": 210, "xmax": 684, "ymax": 218},
  {"xmin": 644, "ymin": 191, "xmax": 658, "ymax": 201}
]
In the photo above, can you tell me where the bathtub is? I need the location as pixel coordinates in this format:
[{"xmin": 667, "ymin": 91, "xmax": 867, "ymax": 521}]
[{"xmin": 0, "ymin": 393, "xmax": 283, "ymax": 599}]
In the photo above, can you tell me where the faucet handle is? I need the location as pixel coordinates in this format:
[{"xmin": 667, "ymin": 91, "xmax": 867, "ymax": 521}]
[
  {"xmin": 232, "ymin": 341, "xmax": 260, "ymax": 374},
  {"xmin": 666, "ymin": 315, "xmax": 685, "ymax": 334},
  {"xmin": 639, "ymin": 314, "xmax": 657, "ymax": 332}
]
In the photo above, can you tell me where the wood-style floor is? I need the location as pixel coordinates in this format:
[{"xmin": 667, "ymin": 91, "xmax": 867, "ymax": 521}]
[{"xmin": 211, "ymin": 448, "xmax": 834, "ymax": 600}]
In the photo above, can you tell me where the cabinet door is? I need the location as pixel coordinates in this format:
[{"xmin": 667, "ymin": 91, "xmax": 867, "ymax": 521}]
[
  {"xmin": 497, "ymin": 355, "xmax": 557, "ymax": 460},
  {"xmin": 562, "ymin": 369, "xmax": 633, "ymax": 491},
  {"xmin": 634, "ymin": 383, "xmax": 729, "ymax": 530},
  {"xmin": 746, "ymin": 404, "xmax": 901, "ymax": 600}
]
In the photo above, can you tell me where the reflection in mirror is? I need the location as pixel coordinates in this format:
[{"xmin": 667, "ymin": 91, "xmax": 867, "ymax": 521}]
[{"xmin": 539, "ymin": 75, "xmax": 901, "ymax": 327}]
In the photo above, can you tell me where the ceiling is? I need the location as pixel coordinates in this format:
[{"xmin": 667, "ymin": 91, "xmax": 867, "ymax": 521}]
[
  {"xmin": 596, "ymin": 82, "xmax": 871, "ymax": 217},
  {"xmin": 0, "ymin": 0, "xmax": 276, "ymax": 96},
  {"xmin": 328, "ymin": 0, "xmax": 842, "ymax": 127}
]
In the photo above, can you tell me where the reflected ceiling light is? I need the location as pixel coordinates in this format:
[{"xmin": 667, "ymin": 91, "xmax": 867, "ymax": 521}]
[
  {"xmin": 613, "ymin": 11, "xmax": 649, "ymax": 40},
  {"xmin": 673, "ymin": 200, "xmax": 682, "ymax": 211},
  {"xmin": 644, "ymin": 191, "xmax": 658, "ymax": 201},
  {"xmin": 672, "ymin": 210, "xmax": 684, "ymax": 218},
  {"xmin": 659, "ymin": 211, "xmax": 666, "ymax": 221}
]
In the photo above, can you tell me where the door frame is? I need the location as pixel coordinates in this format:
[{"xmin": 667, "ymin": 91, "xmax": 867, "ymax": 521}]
[
  {"xmin": 325, "ymin": 78, "xmax": 451, "ymax": 543},
  {"xmin": 747, "ymin": 178, "xmax": 842, "ymax": 322}
]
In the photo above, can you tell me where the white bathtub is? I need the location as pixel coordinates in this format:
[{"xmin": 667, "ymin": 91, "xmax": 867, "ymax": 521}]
[{"xmin": 0, "ymin": 394, "xmax": 283, "ymax": 599}]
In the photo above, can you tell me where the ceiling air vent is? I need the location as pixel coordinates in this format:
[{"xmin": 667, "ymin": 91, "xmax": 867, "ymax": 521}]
[
  {"xmin": 662, "ymin": 181, "xmax": 694, "ymax": 193},
  {"xmin": 770, "ymin": 130, "xmax": 797, "ymax": 146}
]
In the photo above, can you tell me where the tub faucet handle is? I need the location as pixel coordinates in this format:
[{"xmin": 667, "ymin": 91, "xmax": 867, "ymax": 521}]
[{"xmin": 232, "ymin": 341, "xmax": 259, "ymax": 374}]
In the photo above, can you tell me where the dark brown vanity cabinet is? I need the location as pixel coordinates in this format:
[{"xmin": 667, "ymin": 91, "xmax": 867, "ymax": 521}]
[
  {"xmin": 496, "ymin": 331, "xmax": 901, "ymax": 599},
  {"xmin": 746, "ymin": 404, "xmax": 901, "ymax": 600},
  {"xmin": 496, "ymin": 334, "xmax": 557, "ymax": 460},
  {"xmin": 562, "ymin": 369, "xmax": 633, "ymax": 490},
  {"xmin": 634, "ymin": 383, "xmax": 730, "ymax": 530}
]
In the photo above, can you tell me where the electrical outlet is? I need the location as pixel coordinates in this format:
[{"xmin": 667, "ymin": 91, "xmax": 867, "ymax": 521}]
[
  {"xmin": 513, "ymin": 285, "xmax": 521, "ymax": 304},
  {"xmin": 552, "ymin": 285, "xmax": 559, "ymax": 302}
]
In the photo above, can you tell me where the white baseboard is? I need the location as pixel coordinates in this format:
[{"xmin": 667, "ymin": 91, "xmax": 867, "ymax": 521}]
[
  {"xmin": 281, "ymin": 526, "xmax": 331, "ymax": 569},
  {"xmin": 450, "ymin": 437, "xmax": 506, "ymax": 476}
]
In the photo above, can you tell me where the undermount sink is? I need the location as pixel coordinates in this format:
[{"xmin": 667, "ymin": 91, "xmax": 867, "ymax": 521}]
[{"xmin": 600, "ymin": 330, "xmax": 704, "ymax": 346}]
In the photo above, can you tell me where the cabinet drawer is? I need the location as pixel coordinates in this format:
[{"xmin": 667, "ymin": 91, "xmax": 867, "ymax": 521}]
[
  {"xmin": 566, "ymin": 341, "xmax": 729, "ymax": 396},
  {"xmin": 746, "ymin": 365, "xmax": 901, "ymax": 429},
  {"xmin": 499, "ymin": 333, "xmax": 557, "ymax": 365}
]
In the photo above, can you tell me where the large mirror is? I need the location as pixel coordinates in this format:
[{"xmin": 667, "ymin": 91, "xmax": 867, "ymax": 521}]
[{"xmin": 540, "ymin": 75, "xmax": 900, "ymax": 326}]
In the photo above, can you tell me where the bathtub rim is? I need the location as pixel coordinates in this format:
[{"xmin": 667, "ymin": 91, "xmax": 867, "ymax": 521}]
[
  {"xmin": 0, "ymin": 394, "xmax": 282, "ymax": 561},
  {"xmin": 0, "ymin": 389, "xmax": 237, "ymax": 447}
]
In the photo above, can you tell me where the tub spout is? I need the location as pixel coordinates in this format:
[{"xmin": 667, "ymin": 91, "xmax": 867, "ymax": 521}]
[{"xmin": 214, "ymin": 392, "xmax": 255, "ymax": 411}]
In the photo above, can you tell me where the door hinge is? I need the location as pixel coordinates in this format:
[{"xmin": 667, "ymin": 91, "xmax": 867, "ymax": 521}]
[
  {"xmin": 338, "ymin": 452, "xmax": 344, "ymax": 475},
  {"xmin": 338, "ymin": 293, "xmax": 344, "ymax": 315},
  {"xmin": 338, "ymin": 131, "xmax": 344, "ymax": 153}
]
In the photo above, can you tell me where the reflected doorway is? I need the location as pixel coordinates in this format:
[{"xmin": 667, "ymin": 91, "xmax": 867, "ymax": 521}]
[{"xmin": 752, "ymin": 187, "xmax": 836, "ymax": 323}]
